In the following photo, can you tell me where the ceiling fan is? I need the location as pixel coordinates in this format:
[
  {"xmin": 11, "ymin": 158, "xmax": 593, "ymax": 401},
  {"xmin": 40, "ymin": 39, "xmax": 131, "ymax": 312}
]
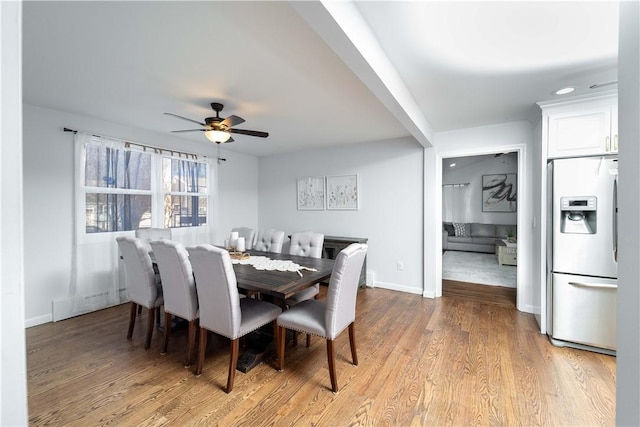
[{"xmin": 165, "ymin": 102, "xmax": 269, "ymax": 144}]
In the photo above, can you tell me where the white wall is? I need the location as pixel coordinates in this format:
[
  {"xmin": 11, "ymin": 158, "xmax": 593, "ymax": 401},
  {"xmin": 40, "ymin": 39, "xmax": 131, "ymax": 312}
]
[
  {"xmin": 1, "ymin": 1, "xmax": 29, "ymax": 424},
  {"xmin": 22, "ymin": 104, "xmax": 258, "ymax": 326},
  {"xmin": 258, "ymin": 137, "xmax": 424, "ymax": 294},
  {"xmin": 426, "ymin": 121, "xmax": 537, "ymax": 313},
  {"xmin": 616, "ymin": 0, "xmax": 640, "ymax": 423},
  {"xmin": 216, "ymin": 148, "xmax": 259, "ymax": 243},
  {"xmin": 443, "ymin": 152, "xmax": 518, "ymax": 225}
]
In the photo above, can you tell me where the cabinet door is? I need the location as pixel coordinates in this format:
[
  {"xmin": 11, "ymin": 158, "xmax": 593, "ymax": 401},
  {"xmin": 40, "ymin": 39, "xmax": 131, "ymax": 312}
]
[{"xmin": 547, "ymin": 105, "xmax": 612, "ymax": 158}]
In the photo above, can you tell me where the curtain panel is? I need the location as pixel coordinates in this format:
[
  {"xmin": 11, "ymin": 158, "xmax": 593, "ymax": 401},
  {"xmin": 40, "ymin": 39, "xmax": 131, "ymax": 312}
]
[{"xmin": 68, "ymin": 132, "xmax": 217, "ymax": 318}]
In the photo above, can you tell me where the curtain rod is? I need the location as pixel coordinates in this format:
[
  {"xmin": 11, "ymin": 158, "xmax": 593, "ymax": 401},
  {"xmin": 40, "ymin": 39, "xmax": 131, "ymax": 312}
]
[
  {"xmin": 442, "ymin": 183, "xmax": 469, "ymax": 188},
  {"xmin": 63, "ymin": 127, "xmax": 227, "ymax": 162}
]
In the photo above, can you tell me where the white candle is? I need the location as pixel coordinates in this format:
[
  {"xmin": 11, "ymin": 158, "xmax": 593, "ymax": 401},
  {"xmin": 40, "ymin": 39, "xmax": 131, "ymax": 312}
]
[
  {"xmin": 230, "ymin": 232, "xmax": 239, "ymax": 250},
  {"xmin": 224, "ymin": 238, "xmax": 229, "ymax": 249},
  {"xmin": 236, "ymin": 237, "xmax": 245, "ymax": 252}
]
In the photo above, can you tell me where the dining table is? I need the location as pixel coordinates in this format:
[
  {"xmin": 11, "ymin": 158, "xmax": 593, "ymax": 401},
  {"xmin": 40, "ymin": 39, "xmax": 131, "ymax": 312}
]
[{"xmin": 231, "ymin": 250, "xmax": 335, "ymax": 301}]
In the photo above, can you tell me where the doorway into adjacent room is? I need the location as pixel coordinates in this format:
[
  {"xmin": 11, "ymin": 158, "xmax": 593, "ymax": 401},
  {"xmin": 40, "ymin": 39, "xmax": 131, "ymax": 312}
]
[{"xmin": 441, "ymin": 152, "xmax": 519, "ymax": 306}]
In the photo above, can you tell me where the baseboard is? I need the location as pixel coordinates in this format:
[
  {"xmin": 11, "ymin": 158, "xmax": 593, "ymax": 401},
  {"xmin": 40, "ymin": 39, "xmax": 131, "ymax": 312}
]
[
  {"xmin": 25, "ymin": 314, "xmax": 53, "ymax": 328},
  {"xmin": 52, "ymin": 289, "xmax": 128, "ymax": 322},
  {"xmin": 422, "ymin": 290, "xmax": 436, "ymax": 298},
  {"xmin": 371, "ymin": 281, "xmax": 423, "ymax": 295}
]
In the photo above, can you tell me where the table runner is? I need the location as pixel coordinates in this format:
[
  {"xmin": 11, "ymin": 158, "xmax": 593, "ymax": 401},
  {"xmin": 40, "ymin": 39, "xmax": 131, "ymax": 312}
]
[{"xmin": 230, "ymin": 255, "xmax": 318, "ymax": 276}]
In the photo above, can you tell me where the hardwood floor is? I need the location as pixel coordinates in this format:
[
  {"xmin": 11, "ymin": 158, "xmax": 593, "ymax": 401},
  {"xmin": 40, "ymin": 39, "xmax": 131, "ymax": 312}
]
[{"xmin": 27, "ymin": 286, "xmax": 615, "ymax": 426}]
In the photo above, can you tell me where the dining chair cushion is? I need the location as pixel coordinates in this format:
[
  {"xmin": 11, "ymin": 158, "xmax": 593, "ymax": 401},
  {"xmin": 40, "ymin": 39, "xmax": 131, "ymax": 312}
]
[
  {"xmin": 277, "ymin": 299, "xmax": 326, "ymax": 337},
  {"xmin": 238, "ymin": 298, "xmax": 283, "ymax": 337},
  {"xmin": 289, "ymin": 231, "xmax": 324, "ymax": 259},
  {"xmin": 254, "ymin": 229, "xmax": 285, "ymax": 253}
]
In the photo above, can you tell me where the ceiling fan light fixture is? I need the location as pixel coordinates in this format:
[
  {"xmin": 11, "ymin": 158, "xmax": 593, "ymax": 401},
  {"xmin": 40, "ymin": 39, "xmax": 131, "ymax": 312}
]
[
  {"xmin": 205, "ymin": 129, "xmax": 231, "ymax": 143},
  {"xmin": 554, "ymin": 87, "xmax": 575, "ymax": 95}
]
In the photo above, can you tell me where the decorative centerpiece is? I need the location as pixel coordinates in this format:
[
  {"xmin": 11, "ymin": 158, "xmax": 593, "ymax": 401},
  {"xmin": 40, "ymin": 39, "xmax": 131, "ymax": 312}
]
[{"xmin": 225, "ymin": 231, "xmax": 250, "ymax": 259}]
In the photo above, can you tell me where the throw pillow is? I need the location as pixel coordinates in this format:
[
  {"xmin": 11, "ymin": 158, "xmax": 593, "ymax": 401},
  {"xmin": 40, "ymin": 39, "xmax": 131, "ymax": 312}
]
[
  {"xmin": 443, "ymin": 223, "xmax": 455, "ymax": 236},
  {"xmin": 453, "ymin": 222, "xmax": 469, "ymax": 237}
]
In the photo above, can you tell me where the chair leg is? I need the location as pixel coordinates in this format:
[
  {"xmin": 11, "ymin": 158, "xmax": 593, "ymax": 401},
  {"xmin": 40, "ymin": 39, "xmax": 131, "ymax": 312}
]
[
  {"xmin": 226, "ymin": 338, "xmax": 239, "ymax": 393},
  {"xmin": 327, "ymin": 339, "xmax": 338, "ymax": 393},
  {"xmin": 145, "ymin": 307, "xmax": 155, "ymax": 350},
  {"xmin": 127, "ymin": 302, "xmax": 137, "ymax": 339},
  {"xmin": 161, "ymin": 312, "xmax": 172, "ymax": 355},
  {"xmin": 293, "ymin": 331, "xmax": 298, "ymax": 346},
  {"xmin": 137, "ymin": 305, "xmax": 142, "ymax": 315},
  {"xmin": 185, "ymin": 319, "xmax": 197, "ymax": 368},
  {"xmin": 195, "ymin": 327, "xmax": 207, "ymax": 376},
  {"xmin": 348, "ymin": 322, "xmax": 358, "ymax": 365},
  {"xmin": 306, "ymin": 334, "xmax": 311, "ymax": 348},
  {"xmin": 278, "ymin": 326, "xmax": 286, "ymax": 372}
]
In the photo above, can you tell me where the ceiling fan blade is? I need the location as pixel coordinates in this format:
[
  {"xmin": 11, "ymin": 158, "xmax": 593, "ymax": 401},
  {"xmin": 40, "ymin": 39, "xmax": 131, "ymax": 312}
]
[
  {"xmin": 164, "ymin": 112, "xmax": 206, "ymax": 127},
  {"xmin": 220, "ymin": 115, "xmax": 246, "ymax": 128},
  {"xmin": 171, "ymin": 129, "xmax": 206, "ymax": 133},
  {"xmin": 229, "ymin": 128, "xmax": 269, "ymax": 138}
]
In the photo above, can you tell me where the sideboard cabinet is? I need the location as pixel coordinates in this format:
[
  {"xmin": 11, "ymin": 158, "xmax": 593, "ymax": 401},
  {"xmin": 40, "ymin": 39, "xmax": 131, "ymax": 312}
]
[{"xmin": 322, "ymin": 236, "xmax": 368, "ymax": 287}]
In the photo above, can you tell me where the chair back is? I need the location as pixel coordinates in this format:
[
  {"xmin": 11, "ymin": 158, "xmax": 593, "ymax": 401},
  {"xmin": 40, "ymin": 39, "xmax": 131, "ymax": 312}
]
[
  {"xmin": 289, "ymin": 231, "xmax": 324, "ymax": 259},
  {"xmin": 150, "ymin": 240, "xmax": 198, "ymax": 321},
  {"xmin": 117, "ymin": 236, "xmax": 161, "ymax": 308},
  {"xmin": 254, "ymin": 229, "xmax": 285, "ymax": 253},
  {"xmin": 231, "ymin": 227, "xmax": 256, "ymax": 250},
  {"xmin": 325, "ymin": 243, "xmax": 368, "ymax": 339},
  {"xmin": 188, "ymin": 244, "xmax": 241, "ymax": 339},
  {"xmin": 135, "ymin": 228, "xmax": 172, "ymax": 251}
]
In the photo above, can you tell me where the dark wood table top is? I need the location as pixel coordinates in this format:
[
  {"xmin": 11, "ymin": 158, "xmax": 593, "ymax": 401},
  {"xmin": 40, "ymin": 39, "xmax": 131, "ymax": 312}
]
[{"xmin": 233, "ymin": 250, "xmax": 335, "ymax": 300}]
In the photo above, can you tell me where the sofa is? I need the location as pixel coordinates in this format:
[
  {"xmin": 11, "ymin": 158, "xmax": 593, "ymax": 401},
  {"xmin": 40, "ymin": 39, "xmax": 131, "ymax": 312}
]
[{"xmin": 442, "ymin": 222, "xmax": 516, "ymax": 253}]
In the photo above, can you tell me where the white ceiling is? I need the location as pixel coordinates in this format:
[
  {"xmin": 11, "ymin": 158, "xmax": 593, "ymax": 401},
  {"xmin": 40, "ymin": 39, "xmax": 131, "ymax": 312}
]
[{"xmin": 23, "ymin": 1, "xmax": 619, "ymax": 157}]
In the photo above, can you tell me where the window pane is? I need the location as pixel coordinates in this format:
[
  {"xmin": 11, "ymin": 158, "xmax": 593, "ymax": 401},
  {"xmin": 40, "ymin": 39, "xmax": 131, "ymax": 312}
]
[
  {"xmin": 164, "ymin": 195, "xmax": 207, "ymax": 228},
  {"xmin": 86, "ymin": 193, "xmax": 152, "ymax": 233},
  {"xmin": 162, "ymin": 158, "xmax": 207, "ymax": 193},
  {"xmin": 85, "ymin": 145, "xmax": 151, "ymax": 190}
]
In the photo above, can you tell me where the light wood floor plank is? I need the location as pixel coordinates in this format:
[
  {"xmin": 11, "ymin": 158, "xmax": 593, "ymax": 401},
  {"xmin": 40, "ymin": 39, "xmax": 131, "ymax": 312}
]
[{"xmin": 27, "ymin": 283, "xmax": 615, "ymax": 426}]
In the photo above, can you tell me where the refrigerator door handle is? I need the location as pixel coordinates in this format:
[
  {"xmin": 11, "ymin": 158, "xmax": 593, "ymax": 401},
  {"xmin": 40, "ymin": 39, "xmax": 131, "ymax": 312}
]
[
  {"xmin": 568, "ymin": 281, "xmax": 618, "ymax": 290},
  {"xmin": 613, "ymin": 176, "xmax": 618, "ymax": 262}
]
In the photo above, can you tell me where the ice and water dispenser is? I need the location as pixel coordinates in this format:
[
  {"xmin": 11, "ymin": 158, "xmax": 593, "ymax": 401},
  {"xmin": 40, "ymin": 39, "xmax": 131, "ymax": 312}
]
[{"xmin": 559, "ymin": 196, "xmax": 597, "ymax": 234}]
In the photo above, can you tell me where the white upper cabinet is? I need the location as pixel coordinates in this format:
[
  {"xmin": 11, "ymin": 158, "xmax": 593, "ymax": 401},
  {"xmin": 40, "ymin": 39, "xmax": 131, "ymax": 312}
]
[{"xmin": 541, "ymin": 93, "xmax": 618, "ymax": 159}]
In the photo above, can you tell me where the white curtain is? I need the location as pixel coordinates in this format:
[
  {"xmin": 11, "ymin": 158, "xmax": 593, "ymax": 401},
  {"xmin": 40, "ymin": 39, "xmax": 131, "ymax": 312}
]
[
  {"xmin": 67, "ymin": 132, "xmax": 218, "ymax": 318},
  {"xmin": 70, "ymin": 132, "xmax": 123, "ymax": 316},
  {"xmin": 442, "ymin": 185, "xmax": 471, "ymax": 223}
]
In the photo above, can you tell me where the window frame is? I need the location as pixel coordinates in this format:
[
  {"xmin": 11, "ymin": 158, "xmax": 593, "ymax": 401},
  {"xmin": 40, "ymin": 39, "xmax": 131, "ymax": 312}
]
[{"xmin": 76, "ymin": 135, "xmax": 211, "ymax": 244}]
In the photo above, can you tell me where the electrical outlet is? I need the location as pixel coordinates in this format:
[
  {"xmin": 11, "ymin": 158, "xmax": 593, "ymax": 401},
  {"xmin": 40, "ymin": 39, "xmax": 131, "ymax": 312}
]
[{"xmin": 396, "ymin": 261, "xmax": 404, "ymax": 271}]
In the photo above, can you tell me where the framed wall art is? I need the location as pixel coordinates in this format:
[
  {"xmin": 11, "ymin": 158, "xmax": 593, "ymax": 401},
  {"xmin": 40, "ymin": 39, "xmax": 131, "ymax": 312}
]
[
  {"xmin": 327, "ymin": 174, "xmax": 359, "ymax": 210},
  {"xmin": 482, "ymin": 173, "xmax": 517, "ymax": 212},
  {"xmin": 296, "ymin": 176, "xmax": 325, "ymax": 210}
]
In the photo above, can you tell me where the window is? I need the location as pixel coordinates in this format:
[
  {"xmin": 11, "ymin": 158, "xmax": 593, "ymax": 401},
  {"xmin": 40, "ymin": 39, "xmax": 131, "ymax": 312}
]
[
  {"xmin": 162, "ymin": 157, "xmax": 208, "ymax": 228},
  {"xmin": 81, "ymin": 137, "xmax": 209, "ymax": 234}
]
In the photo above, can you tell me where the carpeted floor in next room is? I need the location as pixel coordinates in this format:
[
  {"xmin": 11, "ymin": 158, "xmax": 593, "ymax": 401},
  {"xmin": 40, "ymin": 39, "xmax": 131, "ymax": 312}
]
[{"xmin": 442, "ymin": 250, "xmax": 517, "ymax": 288}]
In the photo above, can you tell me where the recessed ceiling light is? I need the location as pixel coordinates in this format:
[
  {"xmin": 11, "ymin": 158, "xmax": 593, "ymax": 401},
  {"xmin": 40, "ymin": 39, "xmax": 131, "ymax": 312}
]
[
  {"xmin": 554, "ymin": 87, "xmax": 575, "ymax": 95},
  {"xmin": 449, "ymin": 163, "xmax": 456, "ymax": 168}
]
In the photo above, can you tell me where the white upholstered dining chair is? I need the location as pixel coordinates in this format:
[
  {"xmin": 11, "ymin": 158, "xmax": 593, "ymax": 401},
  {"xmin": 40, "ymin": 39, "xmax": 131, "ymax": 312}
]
[
  {"xmin": 150, "ymin": 239, "xmax": 199, "ymax": 367},
  {"xmin": 187, "ymin": 244, "xmax": 282, "ymax": 393},
  {"xmin": 253, "ymin": 229, "xmax": 285, "ymax": 253},
  {"xmin": 277, "ymin": 243, "xmax": 367, "ymax": 393},
  {"xmin": 116, "ymin": 236, "xmax": 164, "ymax": 350}
]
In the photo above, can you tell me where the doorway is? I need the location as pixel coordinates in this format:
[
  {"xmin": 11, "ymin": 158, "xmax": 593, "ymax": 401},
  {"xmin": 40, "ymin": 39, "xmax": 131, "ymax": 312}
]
[{"xmin": 441, "ymin": 152, "xmax": 519, "ymax": 306}]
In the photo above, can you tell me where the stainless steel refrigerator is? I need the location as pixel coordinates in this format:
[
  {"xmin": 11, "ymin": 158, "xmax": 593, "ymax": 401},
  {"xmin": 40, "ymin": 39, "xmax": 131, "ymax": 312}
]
[{"xmin": 547, "ymin": 156, "xmax": 617, "ymax": 354}]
